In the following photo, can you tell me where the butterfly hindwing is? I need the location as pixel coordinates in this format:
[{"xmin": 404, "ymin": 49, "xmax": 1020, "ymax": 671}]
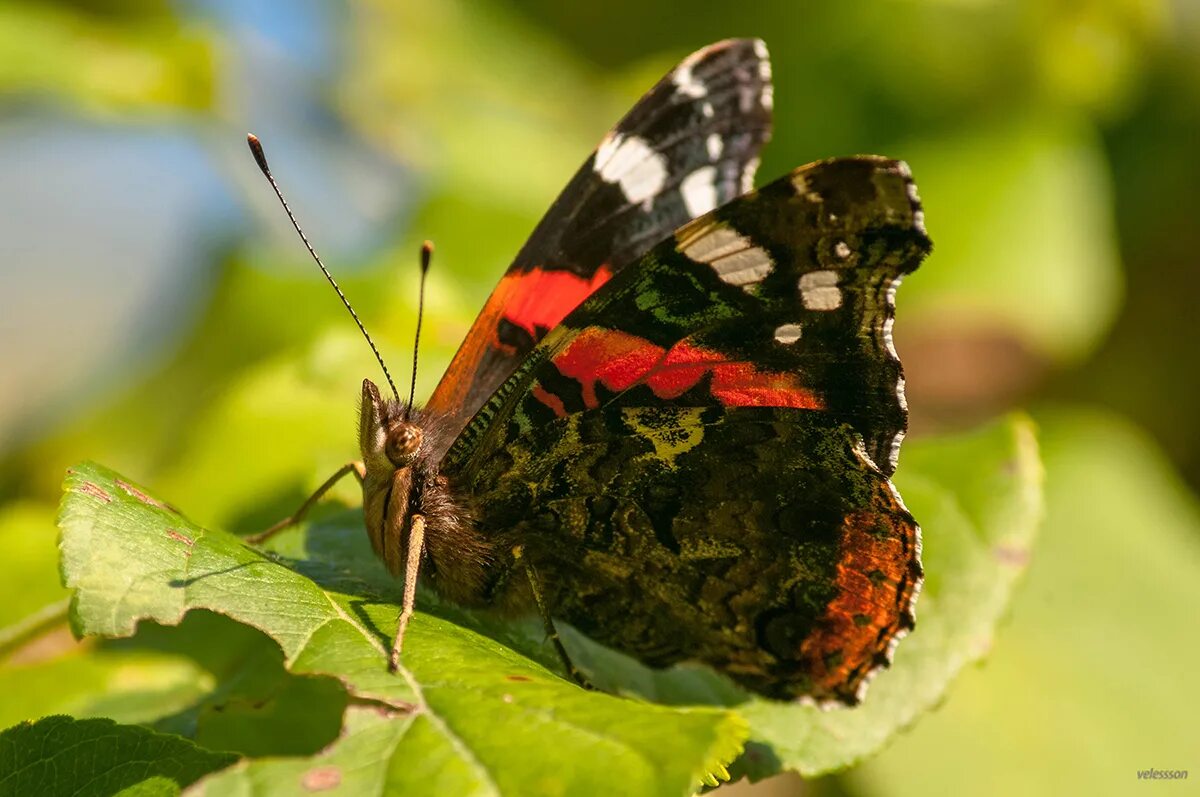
[
  {"xmin": 441, "ymin": 156, "xmax": 929, "ymax": 702},
  {"xmin": 425, "ymin": 38, "xmax": 773, "ymax": 445},
  {"xmin": 459, "ymin": 405, "xmax": 919, "ymax": 703}
]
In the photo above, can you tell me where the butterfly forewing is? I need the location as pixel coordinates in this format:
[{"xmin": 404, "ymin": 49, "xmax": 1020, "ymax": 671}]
[{"xmin": 424, "ymin": 38, "xmax": 773, "ymax": 448}]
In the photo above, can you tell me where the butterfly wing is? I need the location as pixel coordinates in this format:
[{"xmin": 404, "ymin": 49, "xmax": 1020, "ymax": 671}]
[
  {"xmin": 443, "ymin": 157, "xmax": 929, "ymax": 703},
  {"xmin": 424, "ymin": 38, "xmax": 773, "ymax": 444}
]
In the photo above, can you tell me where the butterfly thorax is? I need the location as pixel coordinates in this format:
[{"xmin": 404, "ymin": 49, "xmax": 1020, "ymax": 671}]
[{"xmin": 358, "ymin": 379, "xmax": 496, "ymax": 607}]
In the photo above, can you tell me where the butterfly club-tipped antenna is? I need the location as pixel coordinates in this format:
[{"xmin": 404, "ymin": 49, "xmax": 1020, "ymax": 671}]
[
  {"xmin": 246, "ymin": 133, "xmax": 401, "ymax": 402},
  {"xmin": 406, "ymin": 241, "xmax": 433, "ymax": 420}
]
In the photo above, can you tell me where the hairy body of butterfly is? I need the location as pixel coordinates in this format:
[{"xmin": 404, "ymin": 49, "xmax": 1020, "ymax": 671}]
[{"xmin": 265, "ymin": 39, "xmax": 929, "ymax": 704}]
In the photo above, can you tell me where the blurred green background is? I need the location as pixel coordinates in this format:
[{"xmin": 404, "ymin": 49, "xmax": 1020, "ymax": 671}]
[{"xmin": 1, "ymin": 1, "xmax": 1197, "ymax": 795}]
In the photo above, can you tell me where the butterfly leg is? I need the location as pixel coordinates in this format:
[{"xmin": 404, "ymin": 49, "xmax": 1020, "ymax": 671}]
[
  {"xmin": 513, "ymin": 545, "xmax": 594, "ymax": 690},
  {"xmin": 246, "ymin": 461, "xmax": 366, "ymax": 544},
  {"xmin": 389, "ymin": 513, "xmax": 426, "ymax": 672}
]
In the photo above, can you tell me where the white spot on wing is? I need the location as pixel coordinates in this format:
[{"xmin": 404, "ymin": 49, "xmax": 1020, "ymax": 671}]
[
  {"xmin": 799, "ymin": 270, "xmax": 842, "ymax": 310},
  {"xmin": 888, "ymin": 428, "xmax": 906, "ymax": 472},
  {"xmin": 757, "ymin": 56, "xmax": 774, "ymax": 110},
  {"xmin": 901, "ymin": 166, "xmax": 928, "ymax": 235},
  {"xmin": 773, "ymin": 323, "xmax": 803, "ymax": 344},
  {"xmin": 791, "ymin": 172, "xmax": 821, "ymax": 201},
  {"xmin": 741, "ymin": 156, "xmax": 760, "ymax": 194},
  {"xmin": 594, "ymin": 133, "xmax": 668, "ymax": 205},
  {"xmin": 706, "ymin": 133, "xmax": 723, "ymax": 161},
  {"xmin": 680, "ymin": 166, "xmax": 719, "ymax": 217},
  {"xmin": 882, "ymin": 315, "xmax": 898, "ymax": 359},
  {"xmin": 834, "ymin": 241, "xmax": 852, "ymax": 260},
  {"xmin": 753, "ymin": 39, "xmax": 769, "ymax": 60},
  {"xmin": 680, "ymin": 224, "xmax": 774, "ymax": 289},
  {"xmin": 672, "ymin": 62, "xmax": 707, "ymax": 98},
  {"xmin": 701, "ymin": 102, "xmax": 714, "ymax": 118}
]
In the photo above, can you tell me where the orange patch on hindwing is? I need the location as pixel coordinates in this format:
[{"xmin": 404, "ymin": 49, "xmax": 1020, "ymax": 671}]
[{"xmin": 796, "ymin": 506, "xmax": 921, "ymax": 702}]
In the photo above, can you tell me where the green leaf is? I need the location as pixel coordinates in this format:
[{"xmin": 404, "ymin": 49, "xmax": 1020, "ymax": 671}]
[
  {"xmin": 57, "ymin": 462, "xmax": 746, "ymax": 796},
  {"xmin": 0, "ymin": 715, "xmax": 235, "ymax": 797},
  {"xmin": 846, "ymin": 408, "xmax": 1200, "ymax": 796}
]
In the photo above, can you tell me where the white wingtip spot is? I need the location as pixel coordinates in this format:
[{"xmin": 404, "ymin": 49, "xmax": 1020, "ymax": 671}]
[
  {"xmin": 706, "ymin": 133, "xmax": 723, "ymax": 161},
  {"xmin": 753, "ymin": 39, "xmax": 769, "ymax": 60},
  {"xmin": 672, "ymin": 63, "xmax": 707, "ymax": 99},
  {"xmin": 681, "ymin": 166, "xmax": 719, "ymax": 217},
  {"xmin": 799, "ymin": 270, "xmax": 843, "ymax": 310},
  {"xmin": 595, "ymin": 133, "xmax": 668, "ymax": 205},
  {"xmin": 773, "ymin": 323, "xmax": 803, "ymax": 345}
]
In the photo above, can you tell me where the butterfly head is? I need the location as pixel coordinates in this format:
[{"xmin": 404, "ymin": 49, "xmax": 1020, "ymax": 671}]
[
  {"xmin": 356, "ymin": 378, "xmax": 421, "ymax": 572},
  {"xmin": 359, "ymin": 378, "xmax": 423, "ymax": 473}
]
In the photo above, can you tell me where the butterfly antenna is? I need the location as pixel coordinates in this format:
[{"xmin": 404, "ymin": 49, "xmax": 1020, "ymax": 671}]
[
  {"xmin": 246, "ymin": 133, "xmax": 401, "ymax": 402},
  {"xmin": 406, "ymin": 241, "xmax": 432, "ymax": 419}
]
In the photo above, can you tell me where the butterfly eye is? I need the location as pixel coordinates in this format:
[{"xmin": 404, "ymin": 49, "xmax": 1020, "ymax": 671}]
[{"xmin": 385, "ymin": 424, "xmax": 423, "ymax": 466}]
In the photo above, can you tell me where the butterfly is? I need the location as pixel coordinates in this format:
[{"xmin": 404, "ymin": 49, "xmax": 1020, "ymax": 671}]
[{"xmin": 249, "ymin": 38, "xmax": 929, "ymax": 704}]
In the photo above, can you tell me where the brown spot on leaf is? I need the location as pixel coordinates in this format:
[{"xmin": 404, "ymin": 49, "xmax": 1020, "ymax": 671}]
[
  {"xmin": 166, "ymin": 529, "xmax": 195, "ymax": 547},
  {"xmin": 364, "ymin": 701, "xmax": 417, "ymax": 717},
  {"xmin": 116, "ymin": 478, "xmax": 170, "ymax": 509},
  {"xmin": 77, "ymin": 482, "xmax": 112, "ymax": 503},
  {"xmin": 302, "ymin": 766, "xmax": 342, "ymax": 791},
  {"xmin": 505, "ymin": 674, "xmax": 531, "ymax": 682}
]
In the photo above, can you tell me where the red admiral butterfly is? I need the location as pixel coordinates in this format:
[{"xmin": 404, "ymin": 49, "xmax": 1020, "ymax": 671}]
[{"xmin": 249, "ymin": 38, "xmax": 928, "ymax": 704}]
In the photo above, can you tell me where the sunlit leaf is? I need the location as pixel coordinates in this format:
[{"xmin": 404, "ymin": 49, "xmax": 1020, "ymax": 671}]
[{"xmin": 56, "ymin": 462, "xmax": 747, "ymax": 796}]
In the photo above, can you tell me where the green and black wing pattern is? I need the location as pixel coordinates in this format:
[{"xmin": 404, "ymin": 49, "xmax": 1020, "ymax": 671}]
[{"xmin": 443, "ymin": 157, "xmax": 930, "ymax": 703}]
